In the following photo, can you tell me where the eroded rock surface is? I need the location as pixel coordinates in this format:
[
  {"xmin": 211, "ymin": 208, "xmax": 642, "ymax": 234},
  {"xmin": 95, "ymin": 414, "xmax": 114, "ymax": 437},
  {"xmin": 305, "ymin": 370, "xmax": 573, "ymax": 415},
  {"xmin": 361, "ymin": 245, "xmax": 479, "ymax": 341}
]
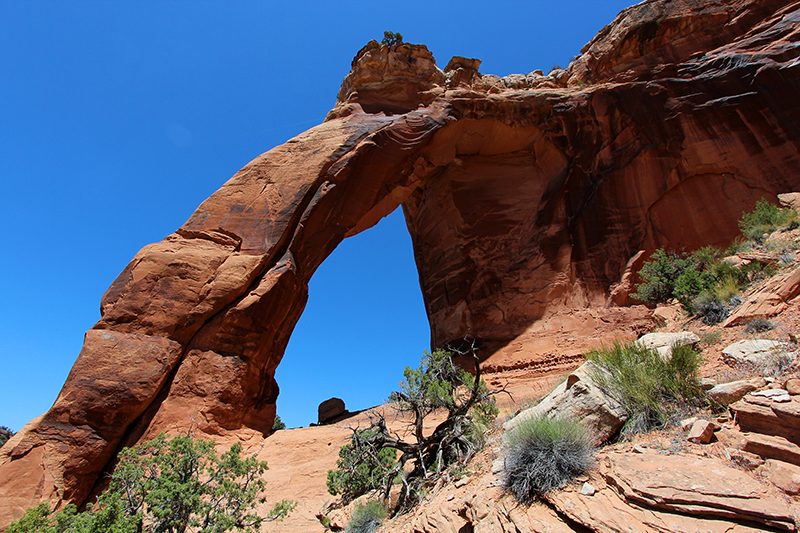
[{"xmin": 3, "ymin": 0, "xmax": 800, "ymax": 526}]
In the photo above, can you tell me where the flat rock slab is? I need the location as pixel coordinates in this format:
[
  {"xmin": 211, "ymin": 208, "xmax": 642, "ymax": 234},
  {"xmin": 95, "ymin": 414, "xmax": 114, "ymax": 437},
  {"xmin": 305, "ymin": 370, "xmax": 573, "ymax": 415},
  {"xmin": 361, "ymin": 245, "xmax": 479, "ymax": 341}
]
[
  {"xmin": 730, "ymin": 396, "xmax": 800, "ymax": 446},
  {"xmin": 605, "ymin": 453, "xmax": 796, "ymax": 531},
  {"xmin": 721, "ymin": 339, "xmax": 787, "ymax": 366},
  {"xmin": 743, "ymin": 433, "xmax": 800, "ymax": 466},
  {"xmin": 707, "ymin": 377, "xmax": 766, "ymax": 406},
  {"xmin": 547, "ymin": 468, "xmax": 771, "ymax": 533}
]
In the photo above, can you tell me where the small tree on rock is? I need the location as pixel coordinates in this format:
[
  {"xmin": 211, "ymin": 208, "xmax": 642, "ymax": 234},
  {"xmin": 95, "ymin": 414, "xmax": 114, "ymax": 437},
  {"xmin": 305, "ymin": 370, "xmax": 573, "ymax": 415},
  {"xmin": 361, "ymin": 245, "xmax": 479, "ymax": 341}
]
[
  {"xmin": 381, "ymin": 31, "xmax": 403, "ymax": 47},
  {"xmin": 327, "ymin": 340, "xmax": 502, "ymax": 515}
]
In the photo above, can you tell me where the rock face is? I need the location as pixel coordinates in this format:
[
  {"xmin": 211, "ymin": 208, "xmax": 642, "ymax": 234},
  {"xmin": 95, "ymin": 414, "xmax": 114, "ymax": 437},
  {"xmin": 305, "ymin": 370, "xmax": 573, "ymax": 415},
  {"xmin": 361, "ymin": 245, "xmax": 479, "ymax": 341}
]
[{"xmin": 3, "ymin": 0, "xmax": 800, "ymax": 526}]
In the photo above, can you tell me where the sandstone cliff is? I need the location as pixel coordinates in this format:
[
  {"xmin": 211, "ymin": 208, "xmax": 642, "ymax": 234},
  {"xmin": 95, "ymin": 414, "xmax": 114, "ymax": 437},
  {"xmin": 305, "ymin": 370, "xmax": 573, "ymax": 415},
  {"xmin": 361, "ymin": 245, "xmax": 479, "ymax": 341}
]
[{"xmin": 2, "ymin": 0, "xmax": 800, "ymax": 527}]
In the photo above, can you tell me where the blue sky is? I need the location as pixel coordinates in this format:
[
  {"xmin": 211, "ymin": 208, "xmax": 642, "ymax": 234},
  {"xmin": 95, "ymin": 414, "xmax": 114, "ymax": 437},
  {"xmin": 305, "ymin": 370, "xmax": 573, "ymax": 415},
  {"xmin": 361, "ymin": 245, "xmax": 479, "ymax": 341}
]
[{"xmin": 1, "ymin": 1, "xmax": 634, "ymax": 431}]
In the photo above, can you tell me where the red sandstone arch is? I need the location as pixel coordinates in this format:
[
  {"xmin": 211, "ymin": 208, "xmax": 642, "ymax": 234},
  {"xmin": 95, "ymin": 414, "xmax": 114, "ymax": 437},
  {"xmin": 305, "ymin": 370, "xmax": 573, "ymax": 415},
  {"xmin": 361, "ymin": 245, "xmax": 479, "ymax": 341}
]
[{"xmin": 2, "ymin": 0, "xmax": 800, "ymax": 526}]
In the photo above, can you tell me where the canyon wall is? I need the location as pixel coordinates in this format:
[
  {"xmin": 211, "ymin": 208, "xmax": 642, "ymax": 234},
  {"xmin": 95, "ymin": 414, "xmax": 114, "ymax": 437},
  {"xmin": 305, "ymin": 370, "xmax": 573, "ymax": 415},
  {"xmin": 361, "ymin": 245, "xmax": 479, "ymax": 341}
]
[{"xmin": 2, "ymin": 0, "xmax": 800, "ymax": 526}]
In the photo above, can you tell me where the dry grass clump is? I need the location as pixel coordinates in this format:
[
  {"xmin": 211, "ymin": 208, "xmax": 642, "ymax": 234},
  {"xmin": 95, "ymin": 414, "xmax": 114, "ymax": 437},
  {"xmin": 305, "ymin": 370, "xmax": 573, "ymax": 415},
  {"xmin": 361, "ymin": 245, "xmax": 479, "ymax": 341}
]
[
  {"xmin": 346, "ymin": 501, "xmax": 387, "ymax": 533},
  {"xmin": 502, "ymin": 415, "xmax": 593, "ymax": 503}
]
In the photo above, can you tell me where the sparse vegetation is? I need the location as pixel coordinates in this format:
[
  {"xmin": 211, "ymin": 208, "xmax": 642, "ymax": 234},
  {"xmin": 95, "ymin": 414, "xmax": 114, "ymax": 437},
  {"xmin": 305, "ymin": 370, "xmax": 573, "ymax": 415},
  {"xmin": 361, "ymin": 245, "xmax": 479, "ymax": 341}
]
[
  {"xmin": 739, "ymin": 197, "xmax": 798, "ymax": 242},
  {"xmin": 744, "ymin": 317, "xmax": 777, "ymax": 334},
  {"xmin": 381, "ymin": 31, "xmax": 403, "ymax": 47},
  {"xmin": 7, "ymin": 432, "xmax": 296, "ymax": 532},
  {"xmin": 327, "ymin": 428, "xmax": 396, "ymax": 501},
  {"xmin": 0, "ymin": 426, "xmax": 13, "ymax": 448},
  {"xmin": 587, "ymin": 342, "xmax": 705, "ymax": 437},
  {"xmin": 502, "ymin": 415, "xmax": 593, "ymax": 503},
  {"xmin": 345, "ymin": 501, "xmax": 387, "ymax": 533},
  {"xmin": 326, "ymin": 344, "xmax": 499, "ymax": 515},
  {"xmin": 272, "ymin": 415, "xmax": 286, "ymax": 431}
]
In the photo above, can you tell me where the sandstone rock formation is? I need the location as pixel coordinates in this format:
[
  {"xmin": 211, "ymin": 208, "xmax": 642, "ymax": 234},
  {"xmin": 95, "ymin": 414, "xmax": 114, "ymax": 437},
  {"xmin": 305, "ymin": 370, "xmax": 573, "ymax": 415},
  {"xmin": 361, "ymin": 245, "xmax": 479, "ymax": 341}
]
[{"xmin": 2, "ymin": 0, "xmax": 800, "ymax": 527}]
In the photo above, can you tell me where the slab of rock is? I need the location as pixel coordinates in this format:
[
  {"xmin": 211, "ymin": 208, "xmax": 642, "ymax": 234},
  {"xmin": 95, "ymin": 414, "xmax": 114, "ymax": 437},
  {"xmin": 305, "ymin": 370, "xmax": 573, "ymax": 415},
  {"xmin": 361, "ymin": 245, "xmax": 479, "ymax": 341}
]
[
  {"xmin": 730, "ymin": 396, "xmax": 800, "ymax": 446},
  {"xmin": 546, "ymin": 454, "xmax": 780, "ymax": 533},
  {"xmin": 724, "ymin": 264, "xmax": 800, "ymax": 326},
  {"xmin": 760, "ymin": 459, "xmax": 800, "ymax": 495},
  {"xmin": 318, "ymin": 398, "xmax": 346, "ymax": 425},
  {"xmin": 504, "ymin": 362, "xmax": 626, "ymax": 446},
  {"xmin": 637, "ymin": 332, "xmax": 700, "ymax": 359},
  {"xmin": 605, "ymin": 454, "xmax": 796, "ymax": 531},
  {"xmin": 720, "ymin": 339, "xmax": 787, "ymax": 367},
  {"xmin": 707, "ymin": 377, "xmax": 766, "ymax": 406},
  {"xmin": 742, "ymin": 433, "xmax": 800, "ymax": 466}
]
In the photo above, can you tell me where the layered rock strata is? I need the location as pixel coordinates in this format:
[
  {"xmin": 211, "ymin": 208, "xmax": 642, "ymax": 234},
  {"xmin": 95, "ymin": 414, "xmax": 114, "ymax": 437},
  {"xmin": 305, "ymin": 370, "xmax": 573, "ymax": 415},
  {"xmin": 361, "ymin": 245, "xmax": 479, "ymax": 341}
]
[{"xmin": 2, "ymin": 0, "xmax": 800, "ymax": 526}]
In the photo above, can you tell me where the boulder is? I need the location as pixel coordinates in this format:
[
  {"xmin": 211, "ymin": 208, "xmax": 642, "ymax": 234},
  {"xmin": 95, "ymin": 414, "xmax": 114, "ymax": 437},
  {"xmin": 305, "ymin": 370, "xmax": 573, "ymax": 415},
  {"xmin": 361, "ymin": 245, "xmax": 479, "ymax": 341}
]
[
  {"xmin": 636, "ymin": 332, "xmax": 700, "ymax": 359},
  {"xmin": 707, "ymin": 377, "xmax": 766, "ymax": 406},
  {"xmin": 686, "ymin": 420, "xmax": 715, "ymax": 444},
  {"xmin": 318, "ymin": 398, "xmax": 346, "ymax": 425},
  {"xmin": 504, "ymin": 363, "xmax": 626, "ymax": 446},
  {"xmin": 720, "ymin": 339, "xmax": 787, "ymax": 367}
]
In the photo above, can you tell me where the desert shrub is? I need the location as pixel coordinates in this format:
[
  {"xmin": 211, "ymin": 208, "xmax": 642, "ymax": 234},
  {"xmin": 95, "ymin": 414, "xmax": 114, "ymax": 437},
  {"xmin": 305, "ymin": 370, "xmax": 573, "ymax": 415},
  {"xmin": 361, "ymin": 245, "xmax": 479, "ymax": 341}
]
[
  {"xmin": 327, "ymin": 345, "xmax": 499, "ymax": 515},
  {"xmin": 587, "ymin": 342, "xmax": 705, "ymax": 436},
  {"xmin": 8, "ymin": 433, "xmax": 296, "ymax": 532},
  {"xmin": 381, "ymin": 31, "xmax": 403, "ymax": 46},
  {"xmin": 345, "ymin": 501, "xmax": 387, "ymax": 533},
  {"xmin": 691, "ymin": 291, "xmax": 729, "ymax": 325},
  {"xmin": 631, "ymin": 249, "xmax": 694, "ymax": 303},
  {"xmin": 0, "ymin": 426, "xmax": 13, "ymax": 448},
  {"xmin": 502, "ymin": 416, "xmax": 593, "ymax": 503},
  {"xmin": 739, "ymin": 198, "xmax": 798, "ymax": 242},
  {"xmin": 272, "ymin": 415, "xmax": 286, "ymax": 431},
  {"xmin": 744, "ymin": 317, "xmax": 776, "ymax": 334},
  {"xmin": 327, "ymin": 429, "xmax": 397, "ymax": 501}
]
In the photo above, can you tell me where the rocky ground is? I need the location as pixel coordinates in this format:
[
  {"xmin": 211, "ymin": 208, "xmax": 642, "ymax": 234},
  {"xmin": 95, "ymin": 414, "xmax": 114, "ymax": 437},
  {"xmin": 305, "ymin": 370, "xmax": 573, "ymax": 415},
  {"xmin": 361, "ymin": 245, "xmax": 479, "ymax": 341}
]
[{"xmin": 245, "ymin": 238, "xmax": 800, "ymax": 532}]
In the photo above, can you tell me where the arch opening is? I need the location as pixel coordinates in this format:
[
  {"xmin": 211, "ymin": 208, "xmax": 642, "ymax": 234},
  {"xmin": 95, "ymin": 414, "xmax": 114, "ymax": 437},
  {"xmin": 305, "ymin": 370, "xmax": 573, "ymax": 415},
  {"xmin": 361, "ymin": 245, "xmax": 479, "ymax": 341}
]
[{"xmin": 275, "ymin": 208, "xmax": 429, "ymax": 428}]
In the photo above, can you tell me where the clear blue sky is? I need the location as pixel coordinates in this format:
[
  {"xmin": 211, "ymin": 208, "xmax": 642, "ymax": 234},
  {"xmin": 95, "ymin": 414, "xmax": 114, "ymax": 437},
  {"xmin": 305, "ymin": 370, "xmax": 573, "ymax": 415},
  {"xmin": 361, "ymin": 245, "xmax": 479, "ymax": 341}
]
[{"xmin": 1, "ymin": 1, "xmax": 634, "ymax": 432}]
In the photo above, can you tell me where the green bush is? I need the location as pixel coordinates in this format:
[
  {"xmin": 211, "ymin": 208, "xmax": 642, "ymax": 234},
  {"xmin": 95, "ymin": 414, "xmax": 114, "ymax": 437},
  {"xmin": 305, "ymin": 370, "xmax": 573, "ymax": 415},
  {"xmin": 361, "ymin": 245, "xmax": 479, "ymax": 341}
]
[
  {"xmin": 0, "ymin": 426, "xmax": 13, "ymax": 448},
  {"xmin": 8, "ymin": 433, "xmax": 296, "ymax": 532},
  {"xmin": 327, "ymin": 429, "xmax": 397, "ymax": 501},
  {"xmin": 587, "ymin": 342, "xmax": 704, "ymax": 436},
  {"xmin": 630, "ymin": 249, "xmax": 694, "ymax": 303},
  {"xmin": 272, "ymin": 415, "xmax": 286, "ymax": 431},
  {"xmin": 502, "ymin": 416, "xmax": 592, "ymax": 503},
  {"xmin": 381, "ymin": 31, "xmax": 403, "ymax": 46},
  {"xmin": 345, "ymin": 501, "xmax": 387, "ymax": 533},
  {"xmin": 739, "ymin": 198, "xmax": 798, "ymax": 242}
]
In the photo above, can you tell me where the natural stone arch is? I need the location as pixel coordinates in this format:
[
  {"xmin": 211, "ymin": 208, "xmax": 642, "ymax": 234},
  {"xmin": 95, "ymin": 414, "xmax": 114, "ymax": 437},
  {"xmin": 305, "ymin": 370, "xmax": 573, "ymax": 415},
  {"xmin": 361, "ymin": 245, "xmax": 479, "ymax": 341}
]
[{"xmin": 3, "ymin": 1, "xmax": 800, "ymax": 526}]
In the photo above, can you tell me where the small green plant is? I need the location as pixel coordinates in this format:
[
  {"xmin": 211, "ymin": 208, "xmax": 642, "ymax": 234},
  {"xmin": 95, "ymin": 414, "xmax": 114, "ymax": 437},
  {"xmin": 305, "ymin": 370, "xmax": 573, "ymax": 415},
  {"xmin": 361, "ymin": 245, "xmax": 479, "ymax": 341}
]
[
  {"xmin": 8, "ymin": 432, "xmax": 296, "ymax": 532},
  {"xmin": 739, "ymin": 198, "xmax": 798, "ymax": 242},
  {"xmin": 587, "ymin": 342, "xmax": 705, "ymax": 437},
  {"xmin": 272, "ymin": 415, "xmax": 286, "ymax": 431},
  {"xmin": 327, "ymin": 428, "xmax": 397, "ymax": 501},
  {"xmin": 698, "ymin": 330, "xmax": 722, "ymax": 346},
  {"xmin": 381, "ymin": 31, "xmax": 403, "ymax": 47},
  {"xmin": 0, "ymin": 426, "xmax": 13, "ymax": 448},
  {"xmin": 345, "ymin": 501, "xmax": 387, "ymax": 533},
  {"xmin": 502, "ymin": 415, "xmax": 593, "ymax": 503}
]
